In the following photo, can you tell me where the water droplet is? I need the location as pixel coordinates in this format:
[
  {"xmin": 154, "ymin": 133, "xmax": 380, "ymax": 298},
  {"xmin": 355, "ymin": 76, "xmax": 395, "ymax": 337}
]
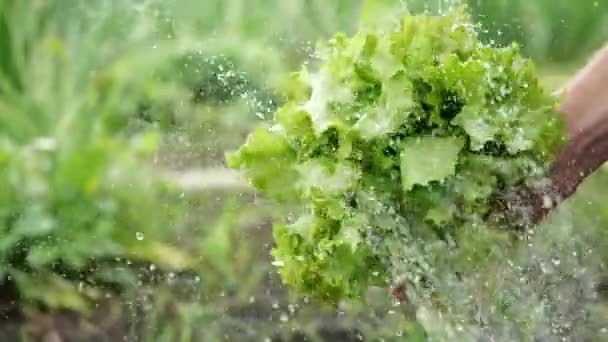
[
  {"xmin": 280, "ymin": 313, "xmax": 289, "ymax": 322},
  {"xmin": 542, "ymin": 195, "xmax": 553, "ymax": 209},
  {"xmin": 194, "ymin": 276, "xmax": 201, "ymax": 283},
  {"xmin": 135, "ymin": 232, "xmax": 144, "ymax": 241},
  {"xmin": 249, "ymin": 296, "xmax": 255, "ymax": 303},
  {"xmin": 552, "ymin": 257, "xmax": 561, "ymax": 266},
  {"xmin": 149, "ymin": 264, "xmax": 156, "ymax": 271}
]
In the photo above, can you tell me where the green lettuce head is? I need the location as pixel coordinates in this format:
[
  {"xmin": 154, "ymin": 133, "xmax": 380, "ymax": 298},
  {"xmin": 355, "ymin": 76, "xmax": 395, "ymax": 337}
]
[{"xmin": 227, "ymin": 7, "xmax": 566, "ymax": 335}]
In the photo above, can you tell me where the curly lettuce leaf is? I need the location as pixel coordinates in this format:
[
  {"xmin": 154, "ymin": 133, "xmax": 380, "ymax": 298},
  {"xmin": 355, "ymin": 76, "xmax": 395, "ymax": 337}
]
[
  {"xmin": 226, "ymin": 128, "xmax": 298, "ymax": 201},
  {"xmin": 400, "ymin": 136, "xmax": 464, "ymax": 191}
]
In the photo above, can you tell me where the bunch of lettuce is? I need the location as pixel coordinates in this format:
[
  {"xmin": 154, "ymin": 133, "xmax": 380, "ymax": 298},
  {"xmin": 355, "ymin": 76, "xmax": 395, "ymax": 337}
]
[{"xmin": 227, "ymin": 8, "xmax": 565, "ymax": 314}]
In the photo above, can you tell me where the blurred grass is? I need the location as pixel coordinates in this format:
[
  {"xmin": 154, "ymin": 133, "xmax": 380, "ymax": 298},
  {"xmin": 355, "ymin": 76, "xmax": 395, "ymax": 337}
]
[
  {"xmin": 469, "ymin": 0, "xmax": 608, "ymax": 63},
  {"xmin": 0, "ymin": 0, "xmax": 607, "ymax": 341}
]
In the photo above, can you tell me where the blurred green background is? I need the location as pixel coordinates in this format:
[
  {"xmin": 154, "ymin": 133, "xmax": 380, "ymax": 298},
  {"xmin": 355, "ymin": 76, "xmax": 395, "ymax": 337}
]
[{"xmin": 0, "ymin": 0, "xmax": 607, "ymax": 341}]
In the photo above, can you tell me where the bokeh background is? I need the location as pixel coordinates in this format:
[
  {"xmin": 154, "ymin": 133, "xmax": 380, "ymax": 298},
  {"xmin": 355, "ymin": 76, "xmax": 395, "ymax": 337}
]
[{"xmin": 0, "ymin": 0, "xmax": 607, "ymax": 341}]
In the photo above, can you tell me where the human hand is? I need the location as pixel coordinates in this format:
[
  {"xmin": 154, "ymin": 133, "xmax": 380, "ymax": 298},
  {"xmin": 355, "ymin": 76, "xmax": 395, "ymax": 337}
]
[
  {"xmin": 559, "ymin": 44, "xmax": 608, "ymax": 138},
  {"xmin": 494, "ymin": 44, "xmax": 608, "ymax": 226}
]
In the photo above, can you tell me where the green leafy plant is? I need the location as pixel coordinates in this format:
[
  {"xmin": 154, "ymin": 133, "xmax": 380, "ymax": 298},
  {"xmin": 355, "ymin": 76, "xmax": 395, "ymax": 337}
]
[
  {"xmin": 228, "ymin": 8, "xmax": 567, "ymax": 339},
  {"xmin": 0, "ymin": 0, "xmax": 194, "ymax": 311}
]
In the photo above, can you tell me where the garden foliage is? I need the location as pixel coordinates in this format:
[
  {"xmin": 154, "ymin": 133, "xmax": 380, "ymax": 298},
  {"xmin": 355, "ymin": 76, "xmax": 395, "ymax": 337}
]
[{"xmin": 0, "ymin": 0, "xmax": 194, "ymax": 310}]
